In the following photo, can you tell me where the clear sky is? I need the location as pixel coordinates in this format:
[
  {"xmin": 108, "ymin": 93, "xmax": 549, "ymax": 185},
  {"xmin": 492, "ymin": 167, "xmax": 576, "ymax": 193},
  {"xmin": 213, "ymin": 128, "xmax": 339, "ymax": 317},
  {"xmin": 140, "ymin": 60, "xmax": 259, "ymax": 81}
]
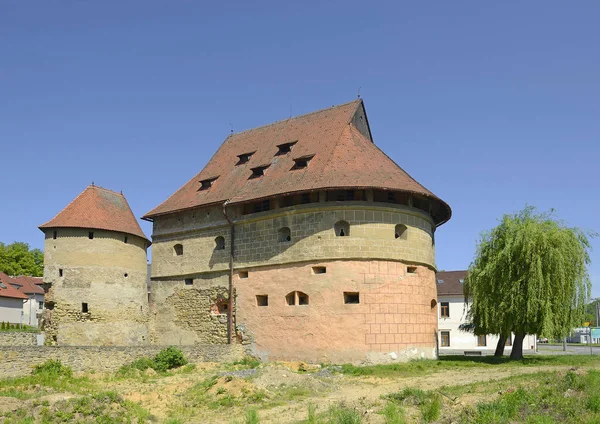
[{"xmin": 1, "ymin": 1, "xmax": 598, "ymax": 296}]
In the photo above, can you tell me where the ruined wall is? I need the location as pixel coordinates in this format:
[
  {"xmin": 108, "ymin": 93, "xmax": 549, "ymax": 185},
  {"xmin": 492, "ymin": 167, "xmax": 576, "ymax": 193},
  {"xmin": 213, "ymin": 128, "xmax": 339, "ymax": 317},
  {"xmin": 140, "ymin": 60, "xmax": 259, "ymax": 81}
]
[
  {"xmin": 235, "ymin": 260, "xmax": 438, "ymax": 363},
  {"xmin": 42, "ymin": 228, "xmax": 149, "ymax": 346}
]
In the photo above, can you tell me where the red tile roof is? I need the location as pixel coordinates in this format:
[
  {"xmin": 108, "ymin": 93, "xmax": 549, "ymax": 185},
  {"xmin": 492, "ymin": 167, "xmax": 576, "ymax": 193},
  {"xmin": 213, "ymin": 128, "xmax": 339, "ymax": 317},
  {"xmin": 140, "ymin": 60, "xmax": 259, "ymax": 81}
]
[
  {"xmin": 39, "ymin": 185, "xmax": 150, "ymax": 242},
  {"xmin": 11, "ymin": 276, "xmax": 45, "ymax": 295},
  {"xmin": 144, "ymin": 100, "xmax": 451, "ymax": 225},
  {"xmin": 0, "ymin": 272, "xmax": 29, "ymax": 300},
  {"xmin": 436, "ymin": 270, "xmax": 467, "ymax": 296}
]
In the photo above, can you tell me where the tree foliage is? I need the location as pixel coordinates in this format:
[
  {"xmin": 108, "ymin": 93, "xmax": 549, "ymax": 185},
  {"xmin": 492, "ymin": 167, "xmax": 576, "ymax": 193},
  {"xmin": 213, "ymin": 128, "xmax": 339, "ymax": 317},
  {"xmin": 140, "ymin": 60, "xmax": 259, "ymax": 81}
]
[
  {"xmin": 465, "ymin": 207, "xmax": 593, "ymax": 358},
  {"xmin": 0, "ymin": 242, "xmax": 44, "ymax": 277}
]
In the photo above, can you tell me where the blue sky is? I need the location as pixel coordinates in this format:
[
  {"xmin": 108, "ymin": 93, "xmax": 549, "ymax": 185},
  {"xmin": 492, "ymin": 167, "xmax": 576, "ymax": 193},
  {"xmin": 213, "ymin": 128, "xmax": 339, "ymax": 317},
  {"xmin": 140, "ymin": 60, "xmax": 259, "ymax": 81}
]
[{"xmin": 1, "ymin": 1, "xmax": 598, "ymax": 296}]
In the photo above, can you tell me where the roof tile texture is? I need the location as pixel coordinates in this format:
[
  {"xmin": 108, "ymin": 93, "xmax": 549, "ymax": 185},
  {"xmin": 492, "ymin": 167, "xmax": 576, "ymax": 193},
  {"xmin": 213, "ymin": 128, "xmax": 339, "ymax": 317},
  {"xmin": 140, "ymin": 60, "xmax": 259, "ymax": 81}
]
[
  {"xmin": 436, "ymin": 270, "xmax": 467, "ymax": 297},
  {"xmin": 0, "ymin": 272, "xmax": 29, "ymax": 299}
]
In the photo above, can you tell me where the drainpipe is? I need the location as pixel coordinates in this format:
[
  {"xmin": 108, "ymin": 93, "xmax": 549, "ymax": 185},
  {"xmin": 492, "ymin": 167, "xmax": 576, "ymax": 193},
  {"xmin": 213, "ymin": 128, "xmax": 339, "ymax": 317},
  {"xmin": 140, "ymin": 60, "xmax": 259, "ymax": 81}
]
[{"xmin": 222, "ymin": 201, "xmax": 235, "ymax": 344}]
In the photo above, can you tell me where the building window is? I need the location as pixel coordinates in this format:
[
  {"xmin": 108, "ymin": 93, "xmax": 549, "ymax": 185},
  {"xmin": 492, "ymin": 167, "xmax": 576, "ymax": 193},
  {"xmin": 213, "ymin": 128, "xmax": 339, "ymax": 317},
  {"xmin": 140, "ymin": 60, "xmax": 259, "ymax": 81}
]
[
  {"xmin": 344, "ymin": 292, "xmax": 360, "ymax": 304},
  {"xmin": 285, "ymin": 292, "xmax": 296, "ymax": 306},
  {"xmin": 53, "ymin": 231, "xmax": 57, "ymax": 240},
  {"xmin": 440, "ymin": 331, "xmax": 450, "ymax": 347},
  {"xmin": 477, "ymin": 335, "xmax": 487, "ymax": 347},
  {"xmin": 395, "ymin": 224, "xmax": 408, "ymax": 240},
  {"xmin": 236, "ymin": 152, "xmax": 255, "ymax": 165},
  {"xmin": 239, "ymin": 271, "xmax": 249, "ymax": 279},
  {"xmin": 243, "ymin": 199, "xmax": 272, "ymax": 214},
  {"xmin": 505, "ymin": 334, "xmax": 512, "ymax": 346},
  {"xmin": 59, "ymin": 269, "xmax": 63, "ymax": 277},
  {"xmin": 276, "ymin": 141, "xmax": 297, "ymax": 155},
  {"xmin": 440, "ymin": 302, "xmax": 449, "ymax": 318},
  {"xmin": 249, "ymin": 165, "xmax": 269, "ymax": 179},
  {"xmin": 291, "ymin": 155, "xmax": 314, "ymax": 170},
  {"xmin": 184, "ymin": 278, "xmax": 193, "ymax": 285},
  {"xmin": 407, "ymin": 266, "xmax": 417, "ymax": 274},
  {"xmin": 39, "ymin": 301, "xmax": 44, "ymax": 309},
  {"xmin": 431, "ymin": 299, "xmax": 437, "ymax": 309},
  {"xmin": 199, "ymin": 176, "xmax": 219, "ymax": 190},
  {"xmin": 173, "ymin": 244, "xmax": 183, "ymax": 256},
  {"xmin": 278, "ymin": 227, "xmax": 291, "ymax": 242},
  {"xmin": 124, "ymin": 236, "xmax": 128, "ymax": 244},
  {"xmin": 215, "ymin": 236, "xmax": 226, "ymax": 250},
  {"xmin": 81, "ymin": 303, "xmax": 89, "ymax": 313},
  {"xmin": 413, "ymin": 196, "xmax": 429, "ymax": 212},
  {"xmin": 312, "ymin": 266, "xmax": 326, "ymax": 275},
  {"xmin": 286, "ymin": 291, "xmax": 309, "ymax": 306},
  {"xmin": 256, "ymin": 295, "xmax": 268, "ymax": 306},
  {"xmin": 334, "ymin": 220, "xmax": 350, "ymax": 237},
  {"xmin": 437, "ymin": 279, "xmax": 444, "ymax": 284},
  {"xmin": 88, "ymin": 232, "xmax": 94, "ymax": 240},
  {"xmin": 298, "ymin": 292, "xmax": 309, "ymax": 305}
]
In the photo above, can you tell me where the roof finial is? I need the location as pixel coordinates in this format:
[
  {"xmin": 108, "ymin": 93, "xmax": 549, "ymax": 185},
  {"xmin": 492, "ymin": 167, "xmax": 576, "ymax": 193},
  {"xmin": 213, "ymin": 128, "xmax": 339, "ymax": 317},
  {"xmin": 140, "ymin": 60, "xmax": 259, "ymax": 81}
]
[
  {"xmin": 92, "ymin": 181, "xmax": 94, "ymax": 186},
  {"xmin": 229, "ymin": 123, "xmax": 234, "ymax": 134},
  {"xmin": 357, "ymin": 86, "xmax": 361, "ymax": 99}
]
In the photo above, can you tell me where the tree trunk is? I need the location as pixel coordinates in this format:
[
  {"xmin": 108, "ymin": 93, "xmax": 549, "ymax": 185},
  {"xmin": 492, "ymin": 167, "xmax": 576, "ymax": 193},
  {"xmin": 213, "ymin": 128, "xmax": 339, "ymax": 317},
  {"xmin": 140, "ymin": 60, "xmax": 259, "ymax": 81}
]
[
  {"xmin": 494, "ymin": 336, "xmax": 507, "ymax": 357},
  {"xmin": 509, "ymin": 333, "xmax": 526, "ymax": 359}
]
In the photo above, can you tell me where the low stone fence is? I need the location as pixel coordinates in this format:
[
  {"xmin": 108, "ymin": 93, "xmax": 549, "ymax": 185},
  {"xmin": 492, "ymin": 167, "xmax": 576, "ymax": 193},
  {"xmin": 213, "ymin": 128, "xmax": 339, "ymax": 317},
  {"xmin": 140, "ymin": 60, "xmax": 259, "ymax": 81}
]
[
  {"xmin": 0, "ymin": 332, "xmax": 38, "ymax": 347},
  {"xmin": 0, "ymin": 344, "xmax": 245, "ymax": 377}
]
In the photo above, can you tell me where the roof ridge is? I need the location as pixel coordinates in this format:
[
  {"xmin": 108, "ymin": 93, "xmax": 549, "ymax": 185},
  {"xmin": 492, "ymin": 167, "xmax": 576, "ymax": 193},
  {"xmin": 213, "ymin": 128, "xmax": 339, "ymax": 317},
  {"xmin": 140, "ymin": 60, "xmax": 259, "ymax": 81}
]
[{"xmin": 228, "ymin": 100, "xmax": 361, "ymax": 138}]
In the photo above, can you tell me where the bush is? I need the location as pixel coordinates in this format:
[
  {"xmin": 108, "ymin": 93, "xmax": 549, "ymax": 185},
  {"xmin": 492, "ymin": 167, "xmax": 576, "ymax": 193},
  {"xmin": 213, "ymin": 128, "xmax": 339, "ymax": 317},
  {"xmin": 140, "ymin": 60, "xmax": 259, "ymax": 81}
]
[
  {"xmin": 153, "ymin": 346, "xmax": 187, "ymax": 372},
  {"xmin": 33, "ymin": 360, "xmax": 73, "ymax": 378}
]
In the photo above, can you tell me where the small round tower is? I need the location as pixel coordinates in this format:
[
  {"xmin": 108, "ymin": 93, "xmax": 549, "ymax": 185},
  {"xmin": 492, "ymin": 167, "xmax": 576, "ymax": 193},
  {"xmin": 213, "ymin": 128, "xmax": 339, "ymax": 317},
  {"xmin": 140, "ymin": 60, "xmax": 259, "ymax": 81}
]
[{"xmin": 39, "ymin": 185, "xmax": 150, "ymax": 346}]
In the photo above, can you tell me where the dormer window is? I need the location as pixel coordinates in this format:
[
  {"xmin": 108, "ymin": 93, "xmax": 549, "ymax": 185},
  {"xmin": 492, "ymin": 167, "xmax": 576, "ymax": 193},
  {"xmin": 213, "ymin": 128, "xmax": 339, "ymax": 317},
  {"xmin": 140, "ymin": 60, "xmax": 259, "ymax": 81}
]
[
  {"xmin": 236, "ymin": 152, "xmax": 255, "ymax": 165},
  {"xmin": 459, "ymin": 279, "xmax": 465, "ymax": 284},
  {"xmin": 249, "ymin": 165, "xmax": 269, "ymax": 179},
  {"xmin": 437, "ymin": 279, "xmax": 444, "ymax": 284},
  {"xmin": 199, "ymin": 176, "xmax": 219, "ymax": 191},
  {"xmin": 291, "ymin": 155, "xmax": 314, "ymax": 170},
  {"xmin": 276, "ymin": 141, "xmax": 297, "ymax": 156}
]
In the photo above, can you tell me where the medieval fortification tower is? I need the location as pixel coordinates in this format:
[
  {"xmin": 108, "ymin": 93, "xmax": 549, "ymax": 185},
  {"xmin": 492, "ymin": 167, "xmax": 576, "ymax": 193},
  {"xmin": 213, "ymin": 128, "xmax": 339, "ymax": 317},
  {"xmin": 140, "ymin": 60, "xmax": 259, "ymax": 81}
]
[{"xmin": 39, "ymin": 185, "xmax": 150, "ymax": 346}]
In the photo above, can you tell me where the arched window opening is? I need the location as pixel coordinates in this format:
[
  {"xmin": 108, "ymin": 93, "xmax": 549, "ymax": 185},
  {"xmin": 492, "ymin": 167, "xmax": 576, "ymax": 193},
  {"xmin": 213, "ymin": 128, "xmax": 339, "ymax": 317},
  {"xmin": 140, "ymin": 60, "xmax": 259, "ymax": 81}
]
[
  {"xmin": 173, "ymin": 244, "xmax": 183, "ymax": 256},
  {"xmin": 278, "ymin": 227, "xmax": 291, "ymax": 243},
  {"xmin": 215, "ymin": 236, "xmax": 226, "ymax": 251},
  {"xmin": 334, "ymin": 220, "xmax": 350, "ymax": 237},
  {"xmin": 395, "ymin": 224, "xmax": 408, "ymax": 240},
  {"xmin": 286, "ymin": 291, "xmax": 309, "ymax": 306},
  {"xmin": 431, "ymin": 299, "xmax": 437, "ymax": 309}
]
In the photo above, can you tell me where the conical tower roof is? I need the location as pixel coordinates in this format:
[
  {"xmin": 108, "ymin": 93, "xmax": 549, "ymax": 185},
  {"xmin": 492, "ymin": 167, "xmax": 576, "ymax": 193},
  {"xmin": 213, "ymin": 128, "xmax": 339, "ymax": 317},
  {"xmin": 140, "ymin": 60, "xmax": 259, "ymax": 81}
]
[
  {"xmin": 40, "ymin": 185, "xmax": 150, "ymax": 242},
  {"xmin": 144, "ymin": 99, "xmax": 451, "ymax": 225}
]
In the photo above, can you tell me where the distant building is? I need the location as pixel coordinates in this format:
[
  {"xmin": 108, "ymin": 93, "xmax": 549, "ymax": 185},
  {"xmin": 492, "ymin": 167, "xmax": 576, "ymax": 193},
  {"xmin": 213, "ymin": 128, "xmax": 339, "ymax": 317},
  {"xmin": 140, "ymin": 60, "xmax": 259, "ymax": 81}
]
[
  {"xmin": 9, "ymin": 275, "xmax": 45, "ymax": 326},
  {"xmin": 0, "ymin": 272, "xmax": 29, "ymax": 324},
  {"xmin": 436, "ymin": 270, "xmax": 537, "ymax": 353}
]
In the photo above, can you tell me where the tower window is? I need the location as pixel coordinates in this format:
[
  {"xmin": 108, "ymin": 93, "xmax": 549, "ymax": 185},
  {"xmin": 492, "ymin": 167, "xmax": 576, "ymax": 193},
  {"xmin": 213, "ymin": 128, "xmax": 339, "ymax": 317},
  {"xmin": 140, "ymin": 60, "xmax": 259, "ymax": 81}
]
[
  {"xmin": 344, "ymin": 292, "xmax": 360, "ymax": 304},
  {"xmin": 185, "ymin": 278, "xmax": 193, "ymax": 285},
  {"xmin": 278, "ymin": 227, "xmax": 291, "ymax": 243},
  {"xmin": 89, "ymin": 232, "xmax": 94, "ymax": 239},
  {"xmin": 291, "ymin": 155, "xmax": 314, "ymax": 170},
  {"xmin": 239, "ymin": 271, "xmax": 249, "ymax": 279},
  {"xmin": 256, "ymin": 295, "xmax": 268, "ymax": 306},
  {"xmin": 407, "ymin": 266, "xmax": 417, "ymax": 274},
  {"xmin": 312, "ymin": 266, "xmax": 326, "ymax": 274},
  {"xmin": 199, "ymin": 176, "xmax": 219, "ymax": 190},
  {"xmin": 249, "ymin": 165, "xmax": 269, "ymax": 179},
  {"xmin": 81, "ymin": 303, "xmax": 89, "ymax": 313},
  {"xmin": 286, "ymin": 291, "xmax": 309, "ymax": 306},
  {"xmin": 53, "ymin": 231, "xmax": 57, "ymax": 240},
  {"xmin": 236, "ymin": 152, "xmax": 255, "ymax": 165},
  {"xmin": 215, "ymin": 236, "xmax": 226, "ymax": 250},
  {"xmin": 334, "ymin": 220, "xmax": 350, "ymax": 237},
  {"xmin": 395, "ymin": 224, "xmax": 408, "ymax": 240},
  {"xmin": 276, "ymin": 141, "xmax": 297, "ymax": 155},
  {"xmin": 59, "ymin": 269, "xmax": 63, "ymax": 277},
  {"xmin": 173, "ymin": 244, "xmax": 183, "ymax": 256},
  {"xmin": 124, "ymin": 236, "xmax": 128, "ymax": 244}
]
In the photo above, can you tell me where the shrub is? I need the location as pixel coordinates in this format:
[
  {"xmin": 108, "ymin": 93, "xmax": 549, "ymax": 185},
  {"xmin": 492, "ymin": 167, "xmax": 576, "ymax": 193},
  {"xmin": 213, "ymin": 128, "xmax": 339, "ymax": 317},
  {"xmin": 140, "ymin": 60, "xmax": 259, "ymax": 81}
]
[
  {"xmin": 33, "ymin": 360, "xmax": 73, "ymax": 378},
  {"xmin": 153, "ymin": 346, "xmax": 187, "ymax": 372}
]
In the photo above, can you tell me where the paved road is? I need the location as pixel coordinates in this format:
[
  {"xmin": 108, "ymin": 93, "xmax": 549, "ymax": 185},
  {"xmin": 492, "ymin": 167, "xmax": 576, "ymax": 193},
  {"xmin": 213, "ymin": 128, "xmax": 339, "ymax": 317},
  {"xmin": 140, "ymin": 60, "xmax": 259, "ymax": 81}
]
[{"xmin": 537, "ymin": 344, "xmax": 600, "ymax": 355}]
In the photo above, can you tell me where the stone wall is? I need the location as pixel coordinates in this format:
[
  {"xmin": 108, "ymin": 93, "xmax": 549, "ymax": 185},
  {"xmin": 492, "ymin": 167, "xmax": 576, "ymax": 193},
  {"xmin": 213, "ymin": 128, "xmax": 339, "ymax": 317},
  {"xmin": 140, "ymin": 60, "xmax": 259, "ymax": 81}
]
[
  {"xmin": 0, "ymin": 344, "xmax": 245, "ymax": 378},
  {"xmin": 0, "ymin": 332, "xmax": 38, "ymax": 346}
]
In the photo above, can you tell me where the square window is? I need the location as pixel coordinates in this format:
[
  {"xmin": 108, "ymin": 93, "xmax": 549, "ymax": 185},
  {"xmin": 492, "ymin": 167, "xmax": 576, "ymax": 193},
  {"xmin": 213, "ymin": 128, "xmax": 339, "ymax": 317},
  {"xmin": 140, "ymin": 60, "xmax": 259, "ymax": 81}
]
[
  {"xmin": 344, "ymin": 292, "xmax": 360, "ymax": 304},
  {"xmin": 440, "ymin": 331, "xmax": 450, "ymax": 347},
  {"xmin": 256, "ymin": 295, "xmax": 268, "ymax": 306},
  {"xmin": 440, "ymin": 302, "xmax": 449, "ymax": 318},
  {"xmin": 184, "ymin": 278, "xmax": 193, "ymax": 285}
]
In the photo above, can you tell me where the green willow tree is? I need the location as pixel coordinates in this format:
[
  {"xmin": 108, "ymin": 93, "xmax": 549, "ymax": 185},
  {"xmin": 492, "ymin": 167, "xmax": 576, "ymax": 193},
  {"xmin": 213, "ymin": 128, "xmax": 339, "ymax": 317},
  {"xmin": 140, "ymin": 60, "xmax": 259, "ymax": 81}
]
[
  {"xmin": 0, "ymin": 242, "xmax": 44, "ymax": 277},
  {"xmin": 464, "ymin": 207, "xmax": 593, "ymax": 359}
]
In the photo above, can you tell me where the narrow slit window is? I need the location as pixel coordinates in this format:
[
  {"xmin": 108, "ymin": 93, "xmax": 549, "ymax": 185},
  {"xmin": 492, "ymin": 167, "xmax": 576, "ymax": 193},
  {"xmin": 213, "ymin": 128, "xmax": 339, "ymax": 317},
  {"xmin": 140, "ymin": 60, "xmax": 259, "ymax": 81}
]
[
  {"xmin": 344, "ymin": 292, "xmax": 360, "ymax": 304},
  {"xmin": 291, "ymin": 155, "xmax": 314, "ymax": 170},
  {"xmin": 81, "ymin": 303, "xmax": 89, "ymax": 313},
  {"xmin": 53, "ymin": 231, "xmax": 57, "ymax": 240},
  {"xmin": 59, "ymin": 269, "xmax": 63, "ymax": 277},
  {"xmin": 89, "ymin": 232, "xmax": 94, "ymax": 239},
  {"xmin": 199, "ymin": 176, "xmax": 219, "ymax": 191},
  {"xmin": 249, "ymin": 165, "xmax": 269, "ymax": 179},
  {"xmin": 236, "ymin": 152, "xmax": 255, "ymax": 165},
  {"xmin": 184, "ymin": 278, "xmax": 193, "ymax": 285},
  {"xmin": 312, "ymin": 266, "xmax": 326, "ymax": 274},
  {"xmin": 256, "ymin": 295, "xmax": 268, "ymax": 306},
  {"xmin": 276, "ymin": 141, "xmax": 297, "ymax": 156},
  {"xmin": 174, "ymin": 244, "xmax": 184, "ymax": 256},
  {"xmin": 124, "ymin": 236, "xmax": 128, "ymax": 244}
]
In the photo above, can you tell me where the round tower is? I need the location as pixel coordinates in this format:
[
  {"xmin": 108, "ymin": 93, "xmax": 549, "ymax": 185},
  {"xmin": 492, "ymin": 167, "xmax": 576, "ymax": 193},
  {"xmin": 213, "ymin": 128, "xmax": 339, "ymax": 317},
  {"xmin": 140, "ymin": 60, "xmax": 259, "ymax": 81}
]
[{"xmin": 39, "ymin": 185, "xmax": 150, "ymax": 346}]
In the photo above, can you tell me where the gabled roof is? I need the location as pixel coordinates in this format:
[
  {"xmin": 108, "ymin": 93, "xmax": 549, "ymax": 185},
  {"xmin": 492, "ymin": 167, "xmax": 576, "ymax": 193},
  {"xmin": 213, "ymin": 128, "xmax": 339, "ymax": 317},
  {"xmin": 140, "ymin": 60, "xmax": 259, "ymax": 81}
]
[
  {"xmin": 144, "ymin": 100, "xmax": 451, "ymax": 225},
  {"xmin": 0, "ymin": 272, "xmax": 29, "ymax": 300},
  {"xmin": 11, "ymin": 276, "xmax": 45, "ymax": 295},
  {"xmin": 39, "ymin": 185, "xmax": 150, "ymax": 242},
  {"xmin": 436, "ymin": 270, "xmax": 467, "ymax": 297}
]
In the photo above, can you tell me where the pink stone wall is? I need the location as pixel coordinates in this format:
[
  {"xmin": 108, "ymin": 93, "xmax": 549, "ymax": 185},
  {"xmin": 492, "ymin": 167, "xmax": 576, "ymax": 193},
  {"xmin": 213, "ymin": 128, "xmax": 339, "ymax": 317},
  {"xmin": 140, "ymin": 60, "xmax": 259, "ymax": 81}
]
[{"xmin": 235, "ymin": 260, "xmax": 438, "ymax": 363}]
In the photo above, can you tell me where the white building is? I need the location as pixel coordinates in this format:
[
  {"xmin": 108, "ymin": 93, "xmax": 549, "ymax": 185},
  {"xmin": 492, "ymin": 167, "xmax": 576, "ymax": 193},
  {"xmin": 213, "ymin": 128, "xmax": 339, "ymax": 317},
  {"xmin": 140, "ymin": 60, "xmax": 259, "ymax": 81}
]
[
  {"xmin": 0, "ymin": 272, "xmax": 45, "ymax": 327},
  {"xmin": 0, "ymin": 272, "xmax": 29, "ymax": 324},
  {"xmin": 436, "ymin": 270, "xmax": 537, "ymax": 354}
]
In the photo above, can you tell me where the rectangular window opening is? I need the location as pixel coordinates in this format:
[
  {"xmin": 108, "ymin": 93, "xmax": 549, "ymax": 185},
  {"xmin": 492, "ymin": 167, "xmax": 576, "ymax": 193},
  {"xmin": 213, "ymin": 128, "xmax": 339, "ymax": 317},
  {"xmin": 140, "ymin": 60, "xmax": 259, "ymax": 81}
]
[
  {"xmin": 81, "ymin": 303, "xmax": 89, "ymax": 313},
  {"xmin": 124, "ymin": 236, "xmax": 128, "ymax": 244},
  {"xmin": 249, "ymin": 165, "xmax": 269, "ymax": 179},
  {"xmin": 184, "ymin": 278, "xmax": 193, "ymax": 285},
  {"xmin": 312, "ymin": 266, "xmax": 326, "ymax": 275},
  {"xmin": 59, "ymin": 269, "xmax": 63, "ymax": 277},
  {"xmin": 53, "ymin": 231, "xmax": 57, "ymax": 240},
  {"xmin": 256, "ymin": 295, "xmax": 268, "ymax": 307},
  {"xmin": 276, "ymin": 141, "xmax": 297, "ymax": 156},
  {"xmin": 344, "ymin": 292, "xmax": 360, "ymax": 304},
  {"xmin": 440, "ymin": 331, "xmax": 450, "ymax": 347},
  {"xmin": 239, "ymin": 271, "xmax": 249, "ymax": 279},
  {"xmin": 89, "ymin": 232, "xmax": 94, "ymax": 240},
  {"xmin": 39, "ymin": 301, "xmax": 44, "ymax": 309},
  {"xmin": 440, "ymin": 302, "xmax": 449, "ymax": 318},
  {"xmin": 236, "ymin": 152, "xmax": 255, "ymax": 165},
  {"xmin": 407, "ymin": 266, "xmax": 417, "ymax": 274},
  {"xmin": 477, "ymin": 335, "xmax": 487, "ymax": 347}
]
